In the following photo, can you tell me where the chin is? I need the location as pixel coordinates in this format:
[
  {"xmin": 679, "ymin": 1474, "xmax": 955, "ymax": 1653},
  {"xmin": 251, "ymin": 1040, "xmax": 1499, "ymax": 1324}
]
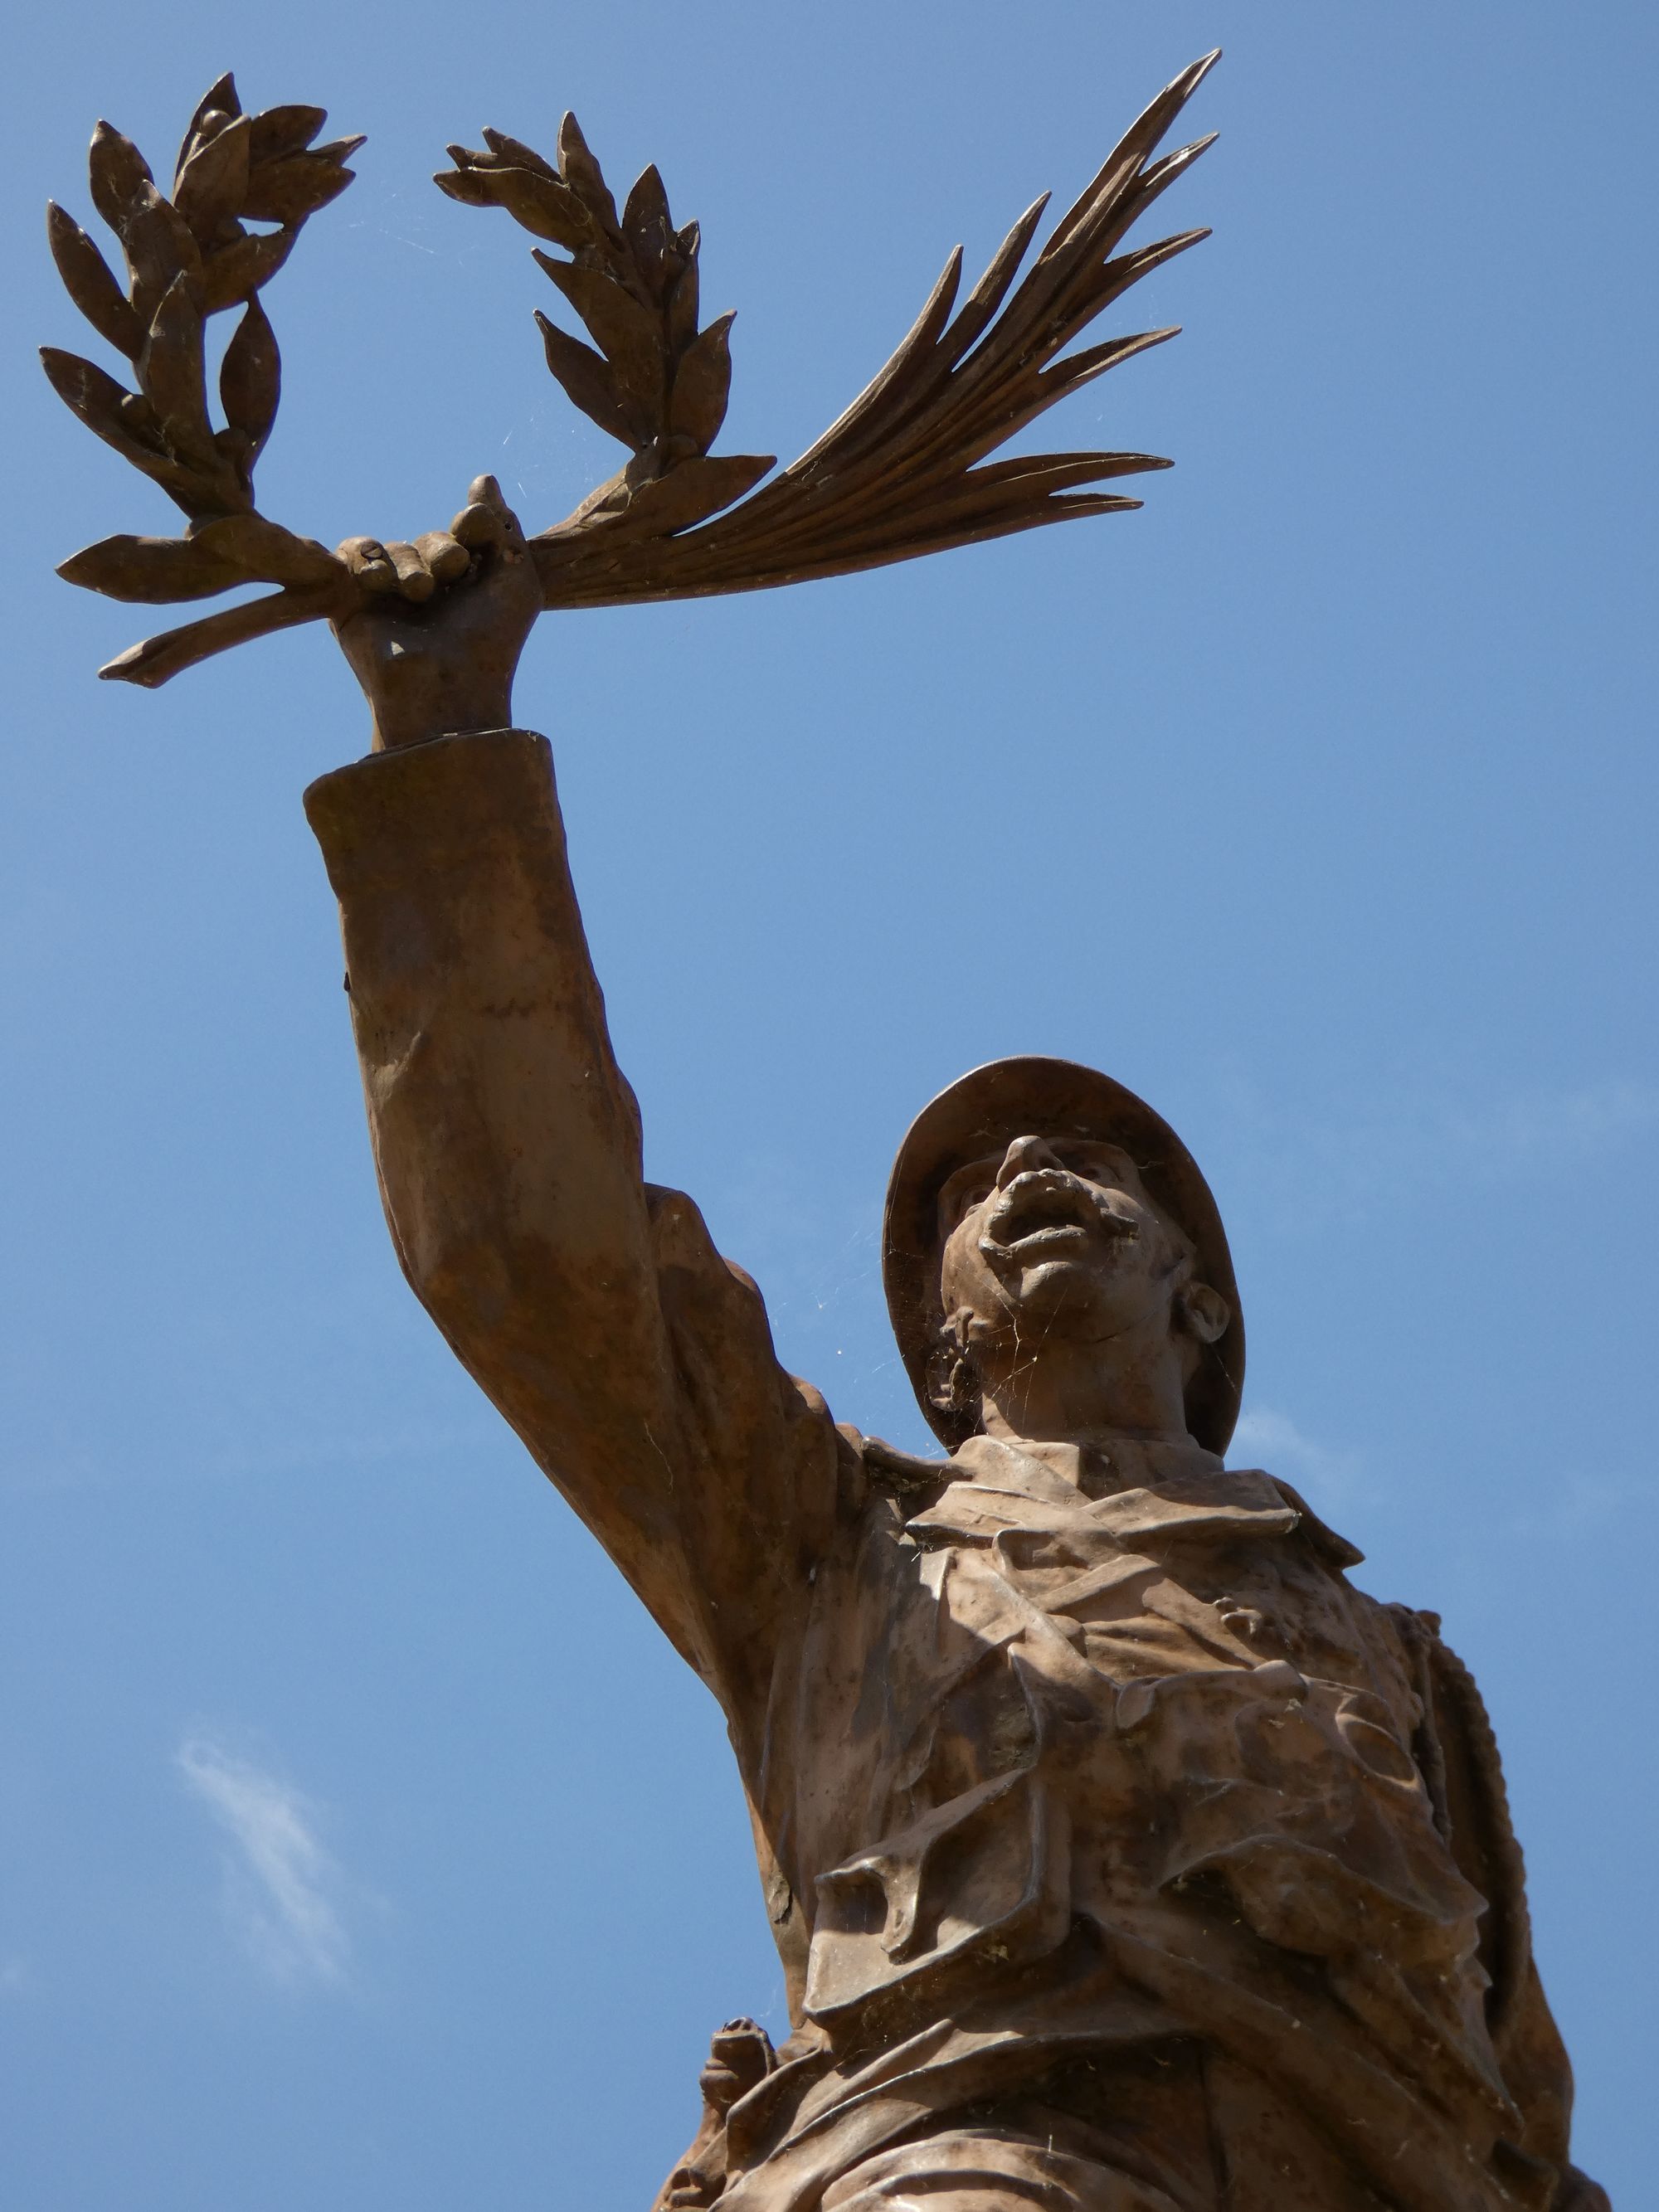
[{"xmin": 1004, "ymin": 1257, "xmax": 1117, "ymax": 1322}]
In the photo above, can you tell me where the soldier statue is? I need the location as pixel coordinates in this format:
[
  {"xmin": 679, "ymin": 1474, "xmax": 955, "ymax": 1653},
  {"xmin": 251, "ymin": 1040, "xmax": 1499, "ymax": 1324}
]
[{"xmin": 43, "ymin": 54, "xmax": 1608, "ymax": 2212}]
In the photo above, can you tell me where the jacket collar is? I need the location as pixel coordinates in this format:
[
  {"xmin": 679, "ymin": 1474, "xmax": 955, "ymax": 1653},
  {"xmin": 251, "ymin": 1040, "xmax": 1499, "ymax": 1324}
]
[{"xmin": 903, "ymin": 1432, "xmax": 1364, "ymax": 1568}]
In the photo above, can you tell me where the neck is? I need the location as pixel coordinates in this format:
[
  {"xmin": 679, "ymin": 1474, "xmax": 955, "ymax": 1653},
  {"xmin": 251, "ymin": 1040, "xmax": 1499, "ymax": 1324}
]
[{"xmin": 974, "ymin": 1315, "xmax": 1193, "ymax": 1450}]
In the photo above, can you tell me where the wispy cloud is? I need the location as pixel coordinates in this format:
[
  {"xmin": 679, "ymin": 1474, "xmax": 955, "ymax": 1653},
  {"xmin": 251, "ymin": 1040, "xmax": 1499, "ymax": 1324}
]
[
  {"xmin": 178, "ymin": 1738, "xmax": 349, "ymax": 1987},
  {"xmin": 1231, "ymin": 1406, "xmax": 1360, "ymax": 1499}
]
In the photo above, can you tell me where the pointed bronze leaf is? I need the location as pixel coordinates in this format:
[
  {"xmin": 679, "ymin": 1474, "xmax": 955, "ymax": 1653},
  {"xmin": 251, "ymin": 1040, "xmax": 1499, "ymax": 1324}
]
[
  {"xmin": 120, "ymin": 187, "xmax": 205, "ymax": 324},
  {"xmin": 46, "ymin": 202, "xmax": 144, "ymax": 358},
  {"xmin": 96, "ymin": 584, "xmax": 342, "ymax": 688},
  {"xmin": 247, "ymin": 104, "xmax": 327, "ymax": 165},
  {"xmin": 601, "ymin": 455, "xmax": 774, "ymax": 538},
  {"xmin": 622, "ymin": 163, "xmax": 675, "ymax": 284},
  {"xmin": 533, "ymin": 256, "xmax": 664, "ymax": 412},
  {"xmin": 788, "ymin": 252, "xmax": 962, "ymax": 479},
  {"xmin": 1038, "ymin": 326, "xmax": 1178, "ymax": 403},
  {"xmin": 479, "ymin": 128, "xmax": 559, "ymax": 182},
  {"xmin": 932, "ymin": 195, "xmax": 1049, "ymax": 373},
  {"xmin": 241, "ymin": 148, "xmax": 360, "ymax": 226},
  {"xmin": 174, "ymin": 113, "xmax": 251, "ymax": 242},
  {"xmin": 220, "ymin": 295, "xmax": 280, "ymax": 459},
  {"xmin": 191, "ymin": 513, "xmax": 342, "ymax": 586},
  {"xmin": 667, "ymin": 256, "xmax": 699, "ymax": 356},
  {"xmin": 533, "ymin": 311, "xmax": 645, "ymax": 445},
  {"xmin": 432, "ymin": 165, "xmax": 493, "ymax": 206},
  {"xmin": 139, "ymin": 275, "xmax": 210, "ymax": 454},
  {"xmin": 87, "ymin": 122, "xmax": 153, "ymax": 236},
  {"xmin": 436, "ymin": 162, "xmax": 593, "ymax": 249},
  {"xmin": 557, "ymin": 113, "xmax": 620, "ymax": 236},
  {"xmin": 41, "ymin": 346, "xmax": 143, "ymax": 444},
  {"xmin": 667, "ymin": 312, "xmax": 734, "ymax": 451},
  {"xmin": 39, "ymin": 346, "xmax": 196, "ymax": 508},
  {"xmin": 57, "ymin": 532, "xmax": 244, "ymax": 603},
  {"xmin": 174, "ymin": 73, "xmax": 241, "ymax": 182},
  {"xmin": 200, "ymin": 226, "xmax": 295, "ymax": 313}
]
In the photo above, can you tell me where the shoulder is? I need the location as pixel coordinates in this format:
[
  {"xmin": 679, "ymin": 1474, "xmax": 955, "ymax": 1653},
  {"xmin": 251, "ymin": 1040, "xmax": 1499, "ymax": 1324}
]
[{"xmin": 1259, "ymin": 1471, "xmax": 1368, "ymax": 1571}]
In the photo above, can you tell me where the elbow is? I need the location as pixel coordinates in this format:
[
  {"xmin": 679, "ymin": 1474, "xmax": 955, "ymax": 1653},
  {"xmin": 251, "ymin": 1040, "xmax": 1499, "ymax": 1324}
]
[
  {"xmin": 393, "ymin": 1219, "xmax": 653, "ymax": 1391},
  {"xmin": 394, "ymin": 1220, "xmax": 524, "ymax": 1347}
]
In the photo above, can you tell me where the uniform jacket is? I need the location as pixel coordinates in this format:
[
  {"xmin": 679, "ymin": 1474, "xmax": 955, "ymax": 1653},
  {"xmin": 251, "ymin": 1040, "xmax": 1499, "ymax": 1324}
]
[{"xmin": 305, "ymin": 729, "xmax": 1600, "ymax": 2212}]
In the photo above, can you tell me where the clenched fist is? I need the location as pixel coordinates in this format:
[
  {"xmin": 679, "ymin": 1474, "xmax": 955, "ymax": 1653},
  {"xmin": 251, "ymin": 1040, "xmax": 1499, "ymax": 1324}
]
[{"xmin": 330, "ymin": 474, "xmax": 542, "ymax": 750}]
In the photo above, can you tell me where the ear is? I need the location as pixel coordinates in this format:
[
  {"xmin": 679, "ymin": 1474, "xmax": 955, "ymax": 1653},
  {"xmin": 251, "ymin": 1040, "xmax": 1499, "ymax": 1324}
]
[{"xmin": 1178, "ymin": 1281, "xmax": 1230, "ymax": 1347}]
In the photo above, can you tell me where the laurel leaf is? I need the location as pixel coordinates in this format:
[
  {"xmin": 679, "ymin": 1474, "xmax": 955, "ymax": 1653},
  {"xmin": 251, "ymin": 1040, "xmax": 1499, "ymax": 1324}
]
[
  {"xmin": 120, "ymin": 187, "xmax": 204, "ymax": 324},
  {"xmin": 87, "ymin": 123, "xmax": 153, "ymax": 236},
  {"xmin": 46, "ymin": 202, "xmax": 144, "ymax": 357},
  {"xmin": 247, "ymin": 104, "xmax": 327, "ymax": 164},
  {"xmin": 667, "ymin": 312, "xmax": 734, "ymax": 450},
  {"xmin": 622, "ymin": 163, "xmax": 675, "ymax": 286},
  {"xmin": 38, "ymin": 346, "xmax": 188, "ymax": 490},
  {"xmin": 533, "ymin": 255, "xmax": 664, "ymax": 412},
  {"xmin": 479, "ymin": 128, "xmax": 559, "ymax": 182},
  {"xmin": 557, "ymin": 113, "xmax": 620, "ymax": 235},
  {"xmin": 533, "ymin": 310, "xmax": 645, "ymax": 445},
  {"xmin": 241, "ymin": 148, "xmax": 359, "ymax": 225},
  {"xmin": 137, "ymin": 275, "xmax": 211, "ymax": 454},
  {"xmin": 191, "ymin": 512, "xmax": 342, "ymax": 586},
  {"xmin": 219, "ymin": 295, "xmax": 280, "ymax": 458},
  {"xmin": 431, "ymin": 165, "xmax": 492, "ymax": 207},
  {"xmin": 200, "ymin": 226, "xmax": 295, "ymax": 312},
  {"xmin": 667, "ymin": 255, "xmax": 700, "ymax": 356},
  {"xmin": 174, "ymin": 113, "xmax": 251, "ymax": 242},
  {"xmin": 95, "ymin": 583, "xmax": 340, "ymax": 688},
  {"xmin": 608, "ymin": 454, "xmax": 773, "ymax": 537},
  {"xmin": 41, "ymin": 344, "xmax": 136, "ymax": 430},
  {"xmin": 57, "ymin": 532, "xmax": 244, "ymax": 603},
  {"xmin": 174, "ymin": 74, "xmax": 241, "ymax": 182},
  {"xmin": 436, "ymin": 162, "xmax": 594, "ymax": 250}
]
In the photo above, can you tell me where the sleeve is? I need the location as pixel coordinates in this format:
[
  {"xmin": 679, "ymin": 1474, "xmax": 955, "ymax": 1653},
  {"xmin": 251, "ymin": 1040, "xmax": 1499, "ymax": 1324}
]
[
  {"xmin": 1420, "ymin": 1629, "xmax": 1608, "ymax": 2210},
  {"xmin": 304, "ymin": 728, "xmax": 845, "ymax": 1697}
]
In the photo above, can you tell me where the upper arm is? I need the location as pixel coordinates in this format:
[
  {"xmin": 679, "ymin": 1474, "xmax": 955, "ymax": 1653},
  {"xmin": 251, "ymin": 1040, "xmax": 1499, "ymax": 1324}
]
[{"xmin": 306, "ymin": 728, "xmax": 844, "ymax": 1684}]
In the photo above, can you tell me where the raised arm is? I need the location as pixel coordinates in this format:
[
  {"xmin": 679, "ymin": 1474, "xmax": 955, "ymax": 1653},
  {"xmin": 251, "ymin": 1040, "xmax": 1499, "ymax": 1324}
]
[{"xmin": 304, "ymin": 481, "xmax": 844, "ymax": 1688}]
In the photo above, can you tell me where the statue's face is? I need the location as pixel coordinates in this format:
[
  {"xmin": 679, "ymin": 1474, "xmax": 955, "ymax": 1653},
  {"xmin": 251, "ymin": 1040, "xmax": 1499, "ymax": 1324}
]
[{"xmin": 936, "ymin": 1132, "xmax": 1192, "ymax": 1352}]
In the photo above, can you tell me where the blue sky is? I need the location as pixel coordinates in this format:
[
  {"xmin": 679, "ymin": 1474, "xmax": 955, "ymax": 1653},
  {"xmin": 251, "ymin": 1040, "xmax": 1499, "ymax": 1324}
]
[{"xmin": 3, "ymin": 3, "xmax": 1654, "ymax": 2205}]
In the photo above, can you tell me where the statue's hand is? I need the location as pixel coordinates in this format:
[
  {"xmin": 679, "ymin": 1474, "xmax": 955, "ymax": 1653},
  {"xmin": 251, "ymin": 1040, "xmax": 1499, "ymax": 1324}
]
[{"xmin": 330, "ymin": 475, "xmax": 542, "ymax": 751}]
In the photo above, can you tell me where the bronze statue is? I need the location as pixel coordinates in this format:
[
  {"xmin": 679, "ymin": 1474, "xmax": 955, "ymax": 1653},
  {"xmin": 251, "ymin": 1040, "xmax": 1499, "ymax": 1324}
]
[{"xmin": 44, "ymin": 55, "xmax": 1608, "ymax": 2212}]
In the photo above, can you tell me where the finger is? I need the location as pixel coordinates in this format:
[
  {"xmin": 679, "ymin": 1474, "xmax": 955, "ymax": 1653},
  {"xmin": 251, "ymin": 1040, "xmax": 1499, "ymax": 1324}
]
[
  {"xmin": 337, "ymin": 535, "xmax": 399, "ymax": 596},
  {"xmin": 383, "ymin": 542, "xmax": 437, "ymax": 604},
  {"xmin": 449, "ymin": 500, "xmax": 504, "ymax": 552},
  {"xmin": 414, "ymin": 531, "xmax": 471, "ymax": 583}
]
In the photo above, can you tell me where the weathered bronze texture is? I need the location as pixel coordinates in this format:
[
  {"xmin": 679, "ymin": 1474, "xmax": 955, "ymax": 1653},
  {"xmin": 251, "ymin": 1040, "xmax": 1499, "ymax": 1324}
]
[
  {"xmin": 45, "ymin": 57, "xmax": 1218, "ymax": 706},
  {"xmin": 46, "ymin": 52, "xmax": 1611, "ymax": 2212},
  {"xmin": 300, "ymin": 719, "xmax": 1609, "ymax": 2212}
]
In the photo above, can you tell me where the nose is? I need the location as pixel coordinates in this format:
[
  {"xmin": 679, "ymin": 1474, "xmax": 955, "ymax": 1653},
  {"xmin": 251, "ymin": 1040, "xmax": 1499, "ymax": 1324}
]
[{"xmin": 995, "ymin": 1133, "xmax": 1065, "ymax": 1189}]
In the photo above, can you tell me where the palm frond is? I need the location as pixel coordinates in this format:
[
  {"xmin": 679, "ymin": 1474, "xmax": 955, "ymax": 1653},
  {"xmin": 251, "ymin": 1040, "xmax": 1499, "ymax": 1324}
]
[{"xmin": 529, "ymin": 51, "xmax": 1219, "ymax": 610}]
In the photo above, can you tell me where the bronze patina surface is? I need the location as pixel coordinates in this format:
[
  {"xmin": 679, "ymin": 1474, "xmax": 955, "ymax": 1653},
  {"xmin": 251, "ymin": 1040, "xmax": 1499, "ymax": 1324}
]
[{"xmin": 45, "ymin": 54, "xmax": 1609, "ymax": 2212}]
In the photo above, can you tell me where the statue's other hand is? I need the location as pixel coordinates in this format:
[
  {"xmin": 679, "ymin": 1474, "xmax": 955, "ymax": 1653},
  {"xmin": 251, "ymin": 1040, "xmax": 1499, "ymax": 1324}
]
[{"xmin": 330, "ymin": 475, "xmax": 543, "ymax": 751}]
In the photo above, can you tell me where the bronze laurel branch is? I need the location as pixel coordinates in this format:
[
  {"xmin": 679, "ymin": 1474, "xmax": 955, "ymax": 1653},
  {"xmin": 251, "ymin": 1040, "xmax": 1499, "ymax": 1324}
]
[{"xmin": 45, "ymin": 54, "xmax": 1219, "ymax": 690}]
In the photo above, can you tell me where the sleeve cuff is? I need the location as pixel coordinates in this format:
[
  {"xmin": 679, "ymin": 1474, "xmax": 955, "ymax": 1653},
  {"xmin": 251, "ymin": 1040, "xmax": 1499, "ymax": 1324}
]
[{"xmin": 304, "ymin": 728, "xmax": 556, "ymax": 897}]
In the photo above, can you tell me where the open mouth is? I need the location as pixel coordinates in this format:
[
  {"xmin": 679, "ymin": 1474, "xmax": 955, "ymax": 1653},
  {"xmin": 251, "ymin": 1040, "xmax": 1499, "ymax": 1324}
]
[{"xmin": 980, "ymin": 1172, "xmax": 1137, "ymax": 1260}]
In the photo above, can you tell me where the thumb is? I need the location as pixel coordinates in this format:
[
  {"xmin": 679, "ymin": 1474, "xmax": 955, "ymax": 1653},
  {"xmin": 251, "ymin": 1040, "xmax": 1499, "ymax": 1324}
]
[{"xmin": 450, "ymin": 474, "xmax": 527, "ymax": 553}]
